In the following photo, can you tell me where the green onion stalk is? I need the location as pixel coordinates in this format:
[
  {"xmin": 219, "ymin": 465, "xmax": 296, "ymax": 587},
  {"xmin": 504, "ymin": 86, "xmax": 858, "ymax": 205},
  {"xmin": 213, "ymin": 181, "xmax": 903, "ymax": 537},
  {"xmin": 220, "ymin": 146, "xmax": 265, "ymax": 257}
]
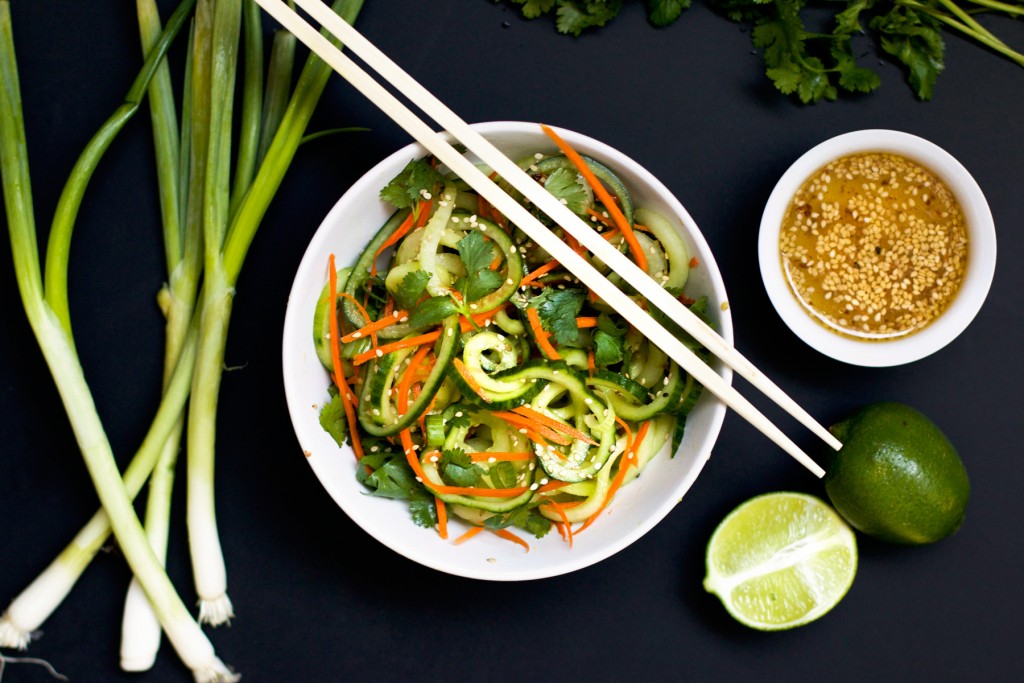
[
  {"xmin": 118, "ymin": 0, "xmax": 204, "ymax": 671},
  {"xmin": 0, "ymin": 2, "xmax": 238, "ymax": 680},
  {"xmin": 0, "ymin": 0, "xmax": 365, "ymax": 668},
  {"xmin": 185, "ymin": 0, "xmax": 363, "ymax": 625}
]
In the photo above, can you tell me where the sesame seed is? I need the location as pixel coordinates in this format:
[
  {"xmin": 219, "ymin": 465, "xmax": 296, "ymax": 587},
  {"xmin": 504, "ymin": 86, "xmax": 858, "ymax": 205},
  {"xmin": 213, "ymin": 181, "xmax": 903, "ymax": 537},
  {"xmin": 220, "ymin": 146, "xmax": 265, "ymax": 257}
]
[{"xmin": 778, "ymin": 151, "xmax": 968, "ymax": 340}]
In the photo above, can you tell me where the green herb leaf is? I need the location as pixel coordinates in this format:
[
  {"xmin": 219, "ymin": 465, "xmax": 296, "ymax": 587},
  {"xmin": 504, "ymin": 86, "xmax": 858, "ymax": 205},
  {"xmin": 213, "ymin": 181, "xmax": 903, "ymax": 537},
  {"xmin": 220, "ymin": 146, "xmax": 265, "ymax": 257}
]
[
  {"xmin": 318, "ymin": 393, "xmax": 348, "ymax": 447},
  {"xmin": 870, "ymin": 5, "xmax": 944, "ymax": 100},
  {"xmin": 408, "ymin": 295, "xmax": 459, "ymax": 329},
  {"xmin": 647, "ymin": 0, "xmax": 692, "ymax": 26},
  {"xmin": 556, "ymin": 0, "xmax": 623, "ymax": 36},
  {"xmin": 530, "ymin": 287, "xmax": 585, "ymax": 345},
  {"xmin": 485, "ymin": 504, "xmax": 553, "ymax": 539},
  {"xmin": 513, "ymin": 0, "xmax": 557, "ymax": 19},
  {"xmin": 357, "ymin": 451, "xmax": 418, "ymax": 501},
  {"xmin": 456, "ymin": 229, "xmax": 495, "ymax": 274},
  {"xmin": 456, "ymin": 229, "xmax": 503, "ymax": 303},
  {"xmin": 440, "ymin": 448, "xmax": 481, "ymax": 487},
  {"xmin": 597, "ymin": 311, "xmax": 628, "ymax": 337},
  {"xmin": 394, "ymin": 269, "xmax": 430, "ymax": 311},
  {"xmin": 380, "ymin": 158, "xmax": 444, "ymax": 209},
  {"xmin": 544, "ymin": 167, "xmax": 590, "ymax": 214},
  {"xmin": 409, "ymin": 496, "xmax": 438, "ymax": 529},
  {"xmin": 593, "ymin": 329, "xmax": 625, "ymax": 367}
]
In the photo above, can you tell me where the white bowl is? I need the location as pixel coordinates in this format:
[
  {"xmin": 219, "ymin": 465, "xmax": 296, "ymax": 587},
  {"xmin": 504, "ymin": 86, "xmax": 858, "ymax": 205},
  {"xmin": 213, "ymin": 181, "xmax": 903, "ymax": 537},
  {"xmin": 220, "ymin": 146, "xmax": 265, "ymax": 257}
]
[
  {"xmin": 282, "ymin": 121, "xmax": 733, "ymax": 580},
  {"xmin": 758, "ymin": 129, "xmax": 996, "ymax": 367}
]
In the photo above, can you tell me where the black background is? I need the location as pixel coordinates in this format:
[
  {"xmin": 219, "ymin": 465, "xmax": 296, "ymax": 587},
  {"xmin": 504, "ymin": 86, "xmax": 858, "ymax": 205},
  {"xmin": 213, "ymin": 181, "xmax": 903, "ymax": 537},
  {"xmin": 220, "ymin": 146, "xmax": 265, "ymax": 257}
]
[{"xmin": 2, "ymin": 1, "xmax": 1022, "ymax": 681}]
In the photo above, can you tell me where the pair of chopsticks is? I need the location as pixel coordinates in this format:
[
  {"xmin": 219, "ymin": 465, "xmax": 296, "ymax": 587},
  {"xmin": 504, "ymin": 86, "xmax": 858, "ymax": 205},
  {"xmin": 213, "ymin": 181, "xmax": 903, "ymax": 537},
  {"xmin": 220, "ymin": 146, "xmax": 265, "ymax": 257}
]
[{"xmin": 255, "ymin": 0, "xmax": 841, "ymax": 478}]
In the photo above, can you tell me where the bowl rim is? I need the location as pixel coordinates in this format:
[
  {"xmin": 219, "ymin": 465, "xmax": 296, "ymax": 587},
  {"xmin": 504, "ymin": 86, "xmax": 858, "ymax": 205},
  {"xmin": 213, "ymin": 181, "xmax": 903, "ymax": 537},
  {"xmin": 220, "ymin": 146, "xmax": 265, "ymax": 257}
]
[
  {"xmin": 758, "ymin": 128, "xmax": 997, "ymax": 367},
  {"xmin": 282, "ymin": 120, "xmax": 733, "ymax": 580}
]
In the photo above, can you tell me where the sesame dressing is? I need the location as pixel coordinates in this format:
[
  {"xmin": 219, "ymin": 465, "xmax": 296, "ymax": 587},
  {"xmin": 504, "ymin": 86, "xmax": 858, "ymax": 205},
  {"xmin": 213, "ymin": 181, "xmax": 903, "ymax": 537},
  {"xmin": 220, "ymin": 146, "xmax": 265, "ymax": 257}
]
[{"xmin": 779, "ymin": 152, "xmax": 969, "ymax": 340}]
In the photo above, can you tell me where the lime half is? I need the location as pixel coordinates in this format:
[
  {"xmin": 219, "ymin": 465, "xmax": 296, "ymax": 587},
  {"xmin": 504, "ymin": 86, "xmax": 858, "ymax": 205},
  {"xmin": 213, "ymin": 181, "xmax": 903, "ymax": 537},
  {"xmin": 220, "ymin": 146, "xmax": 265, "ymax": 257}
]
[{"xmin": 704, "ymin": 492, "xmax": 857, "ymax": 630}]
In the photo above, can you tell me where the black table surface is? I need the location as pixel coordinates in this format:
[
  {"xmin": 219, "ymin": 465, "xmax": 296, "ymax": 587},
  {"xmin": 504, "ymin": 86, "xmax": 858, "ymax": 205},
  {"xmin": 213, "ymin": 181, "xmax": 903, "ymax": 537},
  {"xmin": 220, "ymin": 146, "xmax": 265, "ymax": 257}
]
[{"xmin": 2, "ymin": 1, "xmax": 1021, "ymax": 681}]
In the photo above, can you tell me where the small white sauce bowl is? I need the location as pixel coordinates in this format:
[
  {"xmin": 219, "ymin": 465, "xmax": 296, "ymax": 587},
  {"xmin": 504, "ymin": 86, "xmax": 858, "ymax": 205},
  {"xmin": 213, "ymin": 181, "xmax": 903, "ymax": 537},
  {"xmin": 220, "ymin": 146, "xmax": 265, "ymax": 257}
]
[
  {"xmin": 758, "ymin": 129, "xmax": 996, "ymax": 367},
  {"xmin": 282, "ymin": 121, "xmax": 732, "ymax": 580}
]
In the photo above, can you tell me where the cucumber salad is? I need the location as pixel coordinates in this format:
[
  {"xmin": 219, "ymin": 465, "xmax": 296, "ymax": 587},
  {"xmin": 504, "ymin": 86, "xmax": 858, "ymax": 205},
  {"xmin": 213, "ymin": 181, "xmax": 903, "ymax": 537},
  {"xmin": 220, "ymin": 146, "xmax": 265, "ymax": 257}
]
[{"xmin": 314, "ymin": 130, "xmax": 710, "ymax": 548}]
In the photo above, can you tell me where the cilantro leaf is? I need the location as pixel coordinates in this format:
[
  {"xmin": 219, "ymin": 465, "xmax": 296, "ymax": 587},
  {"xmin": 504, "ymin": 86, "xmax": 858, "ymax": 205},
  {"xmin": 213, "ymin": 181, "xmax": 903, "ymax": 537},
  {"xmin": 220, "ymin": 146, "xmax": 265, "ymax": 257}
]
[
  {"xmin": 456, "ymin": 229, "xmax": 496, "ymax": 274},
  {"xmin": 318, "ymin": 393, "xmax": 348, "ymax": 447},
  {"xmin": 357, "ymin": 451, "xmax": 419, "ymax": 501},
  {"xmin": 464, "ymin": 268, "xmax": 503, "ymax": 304},
  {"xmin": 544, "ymin": 167, "xmax": 590, "ymax": 214},
  {"xmin": 593, "ymin": 330, "xmax": 624, "ymax": 367},
  {"xmin": 408, "ymin": 295, "xmax": 459, "ymax": 329},
  {"xmin": 647, "ymin": 0, "xmax": 691, "ymax": 27},
  {"xmin": 870, "ymin": 5, "xmax": 944, "ymax": 100},
  {"xmin": 456, "ymin": 230, "xmax": 503, "ymax": 303},
  {"xmin": 379, "ymin": 158, "xmax": 444, "ymax": 209},
  {"xmin": 446, "ymin": 407, "xmax": 472, "ymax": 430},
  {"xmin": 409, "ymin": 496, "xmax": 439, "ymax": 529},
  {"xmin": 514, "ymin": 0, "xmax": 557, "ymax": 18},
  {"xmin": 597, "ymin": 311, "xmax": 628, "ymax": 337},
  {"xmin": 529, "ymin": 287, "xmax": 585, "ymax": 346},
  {"xmin": 440, "ymin": 448, "xmax": 481, "ymax": 487},
  {"xmin": 394, "ymin": 269, "xmax": 429, "ymax": 311},
  {"xmin": 484, "ymin": 504, "xmax": 553, "ymax": 539},
  {"xmin": 556, "ymin": 0, "xmax": 622, "ymax": 36}
]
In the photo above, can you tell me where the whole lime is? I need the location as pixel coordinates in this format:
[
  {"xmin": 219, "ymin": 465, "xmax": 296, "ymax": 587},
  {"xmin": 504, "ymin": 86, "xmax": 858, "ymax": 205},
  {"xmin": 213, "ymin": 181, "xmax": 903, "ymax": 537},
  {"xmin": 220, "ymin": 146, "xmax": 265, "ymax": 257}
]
[{"xmin": 824, "ymin": 402, "xmax": 969, "ymax": 544}]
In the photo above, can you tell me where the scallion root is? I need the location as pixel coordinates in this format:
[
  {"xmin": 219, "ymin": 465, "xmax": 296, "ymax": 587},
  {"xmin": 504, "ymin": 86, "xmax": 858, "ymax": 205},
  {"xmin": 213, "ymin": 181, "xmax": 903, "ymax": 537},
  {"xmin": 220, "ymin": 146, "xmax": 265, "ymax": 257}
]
[
  {"xmin": 0, "ymin": 615, "xmax": 31, "ymax": 651},
  {"xmin": 0, "ymin": 651, "xmax": 67, "ymax": 681},
  {"xmin": 197, "ymin": 594, "xmax": 234, "ymax": 627}
]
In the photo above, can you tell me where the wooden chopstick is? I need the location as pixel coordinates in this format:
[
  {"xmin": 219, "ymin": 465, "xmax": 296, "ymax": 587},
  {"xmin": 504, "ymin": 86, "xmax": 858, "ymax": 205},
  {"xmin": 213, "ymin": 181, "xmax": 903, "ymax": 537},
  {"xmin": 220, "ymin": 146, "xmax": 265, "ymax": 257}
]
[{"xmin": 254, "ymin": 0, "xmax": 833, "ymax": 478}]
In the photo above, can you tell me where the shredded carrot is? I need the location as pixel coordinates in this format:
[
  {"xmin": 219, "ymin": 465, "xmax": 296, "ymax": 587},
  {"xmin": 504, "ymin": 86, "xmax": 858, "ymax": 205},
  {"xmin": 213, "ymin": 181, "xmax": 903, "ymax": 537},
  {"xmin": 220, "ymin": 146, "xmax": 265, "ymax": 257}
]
[
  {"xmin": 353, "ymin": 330, "xmax": 440, "ymax": 366},
  {"xmin": 340, "ymin": 309, "xmax": 409, "ymax": 343},
  {"xmin": 438, "ymin": 485, "xmax": 532, "ymax": 498},
  {"xmin": 575, "ymin": 316, "xmax": 598, "ymax": 329},
  {"xmin": 520, "ymin": 259, "xmax": 560, "ymax": 285},
  {"xmin": 587, "ymin": 349, "xmax": 596, "ymax": 374},
  {"xmin": 543, "ymin": 500, "xmax": 574, "ymax": 548},
  {"xmin": 453, "ymin": 526, "xmax": 484, "ymax": 545},
  {"xmin": 491, "ymin": 528, "xmax": 530, "ymax": 552},
  {"xmin": 586, "ymin": 207, "xmax": 615, "ymax": 228},
  {"xmin": 538, "ymin": 480, "xmax": 571, "ymax": 494},
  {"xmin": 494, "ymin": 411, "xmax": 572, "ymax": 446},
  {"xmin": 435, "ymin": 496, "xmax": 449, "ymax": 540},
  {"xmin": 526, "ymin": 306, "xmax": 561, "ymax": 360},
  {"xmin": 633, "ymin": 222, "xmax": 653, "ymax": 233},
  {"xmin": 510, "ymin": 405, "xmax": 598, "ymax": 446},
  {"xmin": 577, "ymin": 420, "xmax": 650, "ymax": 534},
  {"xmin": 541, "ymin": 124, "xmax": 648, "ymax": 273},
  {"xmin": 458, "ymin": 307, "xmax": 500, "ymax": 332},
  {"xmin": 370, "ymin": 210, "xmax": 416, "ymax": 277},
  {"xmin": 337, "ymin": 291, "xmax": 379, "ymax": 349},
  {"xmin": 689, "ymin": 256, "xmax": 700, "ymax": 268},
  {"xmin": 452, "ymin": 357, "xmax": 492, "ymax": 403},
  {"xmin": 327, "ymin": 256, "xmax": 363, "ymax": 460}
]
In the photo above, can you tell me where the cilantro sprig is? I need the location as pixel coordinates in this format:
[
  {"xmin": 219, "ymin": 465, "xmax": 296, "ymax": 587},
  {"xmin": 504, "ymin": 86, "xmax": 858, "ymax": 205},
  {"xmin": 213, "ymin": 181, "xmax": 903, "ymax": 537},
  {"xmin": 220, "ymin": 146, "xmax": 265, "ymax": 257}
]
[
  {"xmin": 380, "ymin": 158, "xmax": 444, "ymax": 208},
  {"xmin": 503, "ymin": 0, "xmax": 1024, "ymax": 102},
  {"xmin": 407, "ymin": 229, "xmax": 504, "ymax": 328}
]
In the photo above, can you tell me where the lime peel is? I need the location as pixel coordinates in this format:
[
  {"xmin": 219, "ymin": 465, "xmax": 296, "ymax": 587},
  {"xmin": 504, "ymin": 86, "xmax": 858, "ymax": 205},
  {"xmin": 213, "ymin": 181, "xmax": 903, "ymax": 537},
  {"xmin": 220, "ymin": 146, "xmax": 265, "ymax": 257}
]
[{"xmin": 704, "ymin": 492, "xmax": 857, "ymax": 631}]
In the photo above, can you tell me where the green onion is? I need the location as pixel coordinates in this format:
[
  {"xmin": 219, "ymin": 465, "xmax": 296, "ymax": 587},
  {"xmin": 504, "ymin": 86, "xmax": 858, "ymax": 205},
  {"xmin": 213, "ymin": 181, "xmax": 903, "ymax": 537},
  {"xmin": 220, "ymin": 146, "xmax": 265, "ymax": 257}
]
[
  {"xmin": 0, "ymin": 2, "xmax": 237, "ymax": 680},
  {"xmin": 119, "ymin": 0, "xmax": 202, "ymax": 671}
]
